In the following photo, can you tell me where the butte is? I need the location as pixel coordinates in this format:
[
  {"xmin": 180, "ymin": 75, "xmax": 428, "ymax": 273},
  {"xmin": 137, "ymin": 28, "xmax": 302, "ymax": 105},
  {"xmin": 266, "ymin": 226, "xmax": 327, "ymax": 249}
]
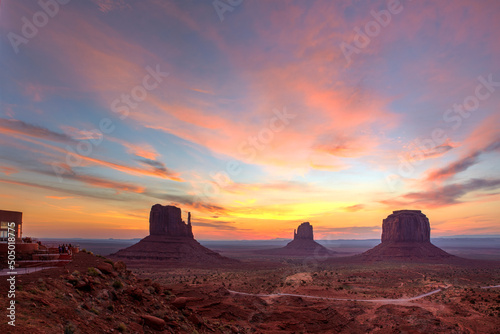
[
  {"xmin": 111, "ymin": 204, "xmax": 237, "ymax": 266},
  {"xmin": 258, "ymin": 222, "xmax": 336, "ymax": 256},
  {"xmin": 357, "ymin": 210, "xmax": 455, "ymax": 262}
]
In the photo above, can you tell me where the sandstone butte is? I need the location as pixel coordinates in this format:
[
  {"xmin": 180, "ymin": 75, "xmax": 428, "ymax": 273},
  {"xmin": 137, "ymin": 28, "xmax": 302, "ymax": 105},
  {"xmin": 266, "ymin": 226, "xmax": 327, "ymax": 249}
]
[
  {"xmin": 258, "ymin": 222, "xmax": 337, "ymax": 256},
  {"xmin": 359, "ymin": 210, "xmax": 454, "ymax": 261},
  {"xmin": 111, "ymin": 204, "xmax": 237, "ymax": 266}
]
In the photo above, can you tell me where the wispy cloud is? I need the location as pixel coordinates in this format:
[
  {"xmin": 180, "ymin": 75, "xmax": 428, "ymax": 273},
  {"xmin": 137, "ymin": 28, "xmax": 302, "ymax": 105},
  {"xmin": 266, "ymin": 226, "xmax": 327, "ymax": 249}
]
[
  {"xmin": 45, "ymin": 196, "xmax": 75, "ymax": 200},
  {"xmin": 342, "ymin": 204, "xmax": 365, "ymax": 212},
  {"xmin": 426, "ymin": 139, "xmax": 500, "ymax": 183},
  {"xmin": 136, "ymin": 158, "xmax": 182, "ymax": 181},
  {"xmin": 91, "ymin": 0, "xmax": 130, "ymax": 13},
  {"xmin": 0, "ymin": 178, "xmax": 132, "ymax": 202},
  {"xmin": 381, "ymin": 178, "xmax": 500, "ymax": 208},
  {"xmin": 108, "ymin": 136, "xmax": 160, "ymax": 160},
  {"xmin": 0, "ymin": 165, "xmax": 18, "ymax": 175},
  {"xmin": 0, "ymin": 118, "xmax": 77, "ymax": 144},
  {"xmin": 5, "ymin": 127, "xmax": 183, "ymax": 181}
]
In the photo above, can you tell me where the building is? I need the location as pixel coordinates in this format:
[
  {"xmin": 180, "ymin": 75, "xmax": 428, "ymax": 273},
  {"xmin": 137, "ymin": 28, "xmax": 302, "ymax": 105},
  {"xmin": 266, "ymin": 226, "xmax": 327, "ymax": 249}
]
[{"xmin": 0, "ymin": 210, "xmax": 23, "ymax": 242}]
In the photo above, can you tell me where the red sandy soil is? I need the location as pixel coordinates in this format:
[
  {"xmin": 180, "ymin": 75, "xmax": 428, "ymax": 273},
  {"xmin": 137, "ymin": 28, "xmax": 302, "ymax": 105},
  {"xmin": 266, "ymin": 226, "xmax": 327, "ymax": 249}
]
[
  {"xmin": 1, "ymin": 251, "xmax": 499, "ymax": 333},
  {"xmin": 135, "ymin": 255, "xmax": 500, "ymax": 333},
  {"xmin": 0, "ymin": 252, "xmax": 240, "ymax": 334}
]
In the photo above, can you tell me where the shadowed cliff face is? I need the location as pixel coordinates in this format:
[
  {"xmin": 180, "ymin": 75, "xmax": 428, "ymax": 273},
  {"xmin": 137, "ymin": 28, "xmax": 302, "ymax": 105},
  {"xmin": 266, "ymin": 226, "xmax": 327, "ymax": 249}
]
[
  {"xmin": 149, "ymin": 204, "xmax": 193, "ymax": 238},
  {"xmin": 381, "ymin": 210, "xmax": 430, "ymax": 243},
  {"xmin": 294, "ymin": 222, "xmax": 314, "ymax": 240},
  {"xmin": 357, "ymin": 210, "xmax": 454, "ymax": 262},
  {"xmin": 112, "ymin": 204, "xmax": 238, "ymax": 265}
]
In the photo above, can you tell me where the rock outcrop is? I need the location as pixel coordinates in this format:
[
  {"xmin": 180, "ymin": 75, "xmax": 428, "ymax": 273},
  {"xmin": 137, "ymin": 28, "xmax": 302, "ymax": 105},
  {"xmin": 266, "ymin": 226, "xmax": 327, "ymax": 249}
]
[
  {"xmin": 149, "ymin": 204, "xmax": 193, "ymax": 238},
  {"xmin": 257, "ymin": 222, "xmax": 336, "ymax": 256},
  {"xmin": 111, "ymin": 204, "xmax": 237, "ymax": 266},
  {"xmin": 359, "ymin": 210, "xmax": 454, "ymax": 261},
  {"xmin": 294, "ymin": 222, "xmax": 314, "ymax": 240},
  {"xmin": 381, "ymin": 210, "xmax": 430, "ymax": 243}
]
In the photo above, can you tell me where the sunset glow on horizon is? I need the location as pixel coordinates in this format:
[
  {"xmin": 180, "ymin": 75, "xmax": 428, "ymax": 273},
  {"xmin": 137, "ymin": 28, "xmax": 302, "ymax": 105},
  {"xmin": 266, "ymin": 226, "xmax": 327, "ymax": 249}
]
[{"xmin": 1, "ymin": 0, "xmax": 499, "ymax": 240}]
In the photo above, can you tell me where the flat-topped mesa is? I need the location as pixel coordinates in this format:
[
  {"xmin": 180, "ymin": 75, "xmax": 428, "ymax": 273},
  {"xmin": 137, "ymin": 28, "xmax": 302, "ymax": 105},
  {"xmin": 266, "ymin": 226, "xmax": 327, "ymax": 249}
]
[
  {"xmin": 356, "ymin": 209, "xmax": 455, "ymax": 262},
  {"xmin": 294, "ymin": 222, "xmax": 314, "ymax": 240},
  {"xmin": 381, "ymin": 210, "xmax": 430, "ymax": 243},
  {"xmin": 149, "ymin": 204, "xmax": 193, "ymax": 238}
]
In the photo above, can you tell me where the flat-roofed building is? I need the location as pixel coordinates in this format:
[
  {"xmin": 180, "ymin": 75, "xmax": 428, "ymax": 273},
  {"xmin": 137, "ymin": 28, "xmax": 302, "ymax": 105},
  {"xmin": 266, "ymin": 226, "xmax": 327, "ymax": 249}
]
[{"xmin": 0, "ymin": 210, "xmax": 23, "ymax": 242}]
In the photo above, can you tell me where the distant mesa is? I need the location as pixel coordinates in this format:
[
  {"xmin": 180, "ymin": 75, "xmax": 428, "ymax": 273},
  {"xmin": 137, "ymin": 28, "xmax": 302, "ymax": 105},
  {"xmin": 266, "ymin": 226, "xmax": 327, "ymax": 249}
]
[
  {"xmin": 257, "ymin": 222, "xmax": 336, "ymax": 256},
  {"xmin": 359, "ymin": 210, "xmax": 454, "ymax": 261},
  {"xmin": 111, "ymin": 204, "xmax": 237, "ymax": 266}
]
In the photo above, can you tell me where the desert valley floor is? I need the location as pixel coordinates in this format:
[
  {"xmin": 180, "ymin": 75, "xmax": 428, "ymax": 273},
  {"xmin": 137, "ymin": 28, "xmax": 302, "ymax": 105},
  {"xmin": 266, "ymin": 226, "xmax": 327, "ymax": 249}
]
[{"xmin": 1, "ymin": 246, "xmax": 499, "ymax": 334}]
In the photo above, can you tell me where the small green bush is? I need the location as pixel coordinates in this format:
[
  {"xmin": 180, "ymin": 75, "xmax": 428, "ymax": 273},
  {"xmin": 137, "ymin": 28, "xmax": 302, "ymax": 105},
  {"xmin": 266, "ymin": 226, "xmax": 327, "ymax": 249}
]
[
  {"xmin": 64, "ymin": 323, "xmax": 76, "ymax": 334},
  {"xmin": 88, "ymin": 267, "xmax": 100, "ymax": 276},
  {"xmin": 117, "ymin": 322, "xmax": 127, "ymax": 332},
  {"xmin": 113, "ymin": 280, "xmax": 123, "ymax": 289}
]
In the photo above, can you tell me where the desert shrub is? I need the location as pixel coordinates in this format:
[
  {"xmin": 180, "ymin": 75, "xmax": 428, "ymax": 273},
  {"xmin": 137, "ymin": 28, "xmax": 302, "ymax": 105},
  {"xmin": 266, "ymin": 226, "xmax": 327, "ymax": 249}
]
[
  {"xmin": 88, "ymin": 267, "xmax": 100, "ymax": 276},
  {"xmin": 64, "ymin": 323, "xmax": 76, "ymax": 334},
  {"xmin": 113, "ymin": 279, "xmax": 123, "ymax": 289},
  {"xmin": 117, "ymin": 323, "xmax": 127, "ymax": 332}
]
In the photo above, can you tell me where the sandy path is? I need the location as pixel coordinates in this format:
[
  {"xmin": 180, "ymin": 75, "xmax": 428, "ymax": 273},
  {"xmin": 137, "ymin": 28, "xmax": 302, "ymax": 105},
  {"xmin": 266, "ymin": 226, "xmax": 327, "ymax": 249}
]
[{"xmin": 228, "ymin": 288, "xmax": 443, "ymax": 304}]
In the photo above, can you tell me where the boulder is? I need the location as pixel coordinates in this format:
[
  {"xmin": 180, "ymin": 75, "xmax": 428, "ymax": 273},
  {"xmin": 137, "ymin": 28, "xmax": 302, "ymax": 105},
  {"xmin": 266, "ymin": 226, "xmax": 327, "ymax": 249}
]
[
  {"xmin": 97, "ymin": 262, "xmax": 114, "ymax": 274},
  {"xmin": 141, "ymin": 315, "xmax": 166, "ymax": 330},
  {"xmin": 172, "ymin": 297, "xmax": 187, "ymax": 309},
  {"xmin": 113, "ymin": 260, "xmax": 127, "ymax": 272}
]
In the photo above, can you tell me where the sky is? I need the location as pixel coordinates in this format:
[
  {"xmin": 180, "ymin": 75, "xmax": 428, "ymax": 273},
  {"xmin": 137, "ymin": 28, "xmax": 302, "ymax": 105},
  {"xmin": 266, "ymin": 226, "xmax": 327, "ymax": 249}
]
[{"xmin": 0, "ymin": 0, "xmax": 499, "ymax": 240}]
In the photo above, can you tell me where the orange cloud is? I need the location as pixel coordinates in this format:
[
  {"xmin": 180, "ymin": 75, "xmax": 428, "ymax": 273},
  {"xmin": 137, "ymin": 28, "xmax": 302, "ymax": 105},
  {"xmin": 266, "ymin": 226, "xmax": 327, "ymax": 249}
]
[
  {"xmin": 0, "ymin": 165, "xmax": 18, "ymax": 175},
  {"xmin": 6, "ymin": 130, "xmax": 183, "ymax": 181},
  {"xmin": 73, "ymin": 175, "xmax": 145, "ymax": 194},
  {"xmin": 425, "ymin": 115, "xmax": 500, "ymax": 183},
  {"xmin": 45, "ymin": 196, "xmax": 75, "ymax": 200},
  {"xmin": 107, "ymin": 136, "xmax": 159, "ymax": 160}
]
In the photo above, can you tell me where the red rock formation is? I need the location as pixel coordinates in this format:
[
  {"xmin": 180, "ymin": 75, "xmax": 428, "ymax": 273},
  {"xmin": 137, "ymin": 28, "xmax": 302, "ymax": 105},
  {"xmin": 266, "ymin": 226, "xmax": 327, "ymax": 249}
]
[
  {"xmin": 258, "ymin": 222, "xmax": 336, "ymax": 256},
  {"xmin": 294, "ymin": 222, "xmax": 314, "ymax": 240},
  {"xmin": 360, "ymin": 210, "xmax": 453, "ymax": 261},
  {"xmin": 381, "ymin": 210, "xmax": 430, "ymax": 242},
  {"xmin": 149, "ymin": 204, "xmax": 193, "ymax": 238},
  {"xmin": 111, "ymin": 204, "xmax": 237, "ymax": 266}
]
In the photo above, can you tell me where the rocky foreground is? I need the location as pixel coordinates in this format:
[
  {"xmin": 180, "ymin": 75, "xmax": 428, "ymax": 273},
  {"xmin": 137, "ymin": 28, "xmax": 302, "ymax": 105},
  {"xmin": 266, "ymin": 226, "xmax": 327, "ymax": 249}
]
[
  {"xmin": 0, "ymin": 252, "xmax": 238, "ymax": 334},
  {"xmin": 1, "ymin": 251, "xmax": 499, "ymax": 333}
]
